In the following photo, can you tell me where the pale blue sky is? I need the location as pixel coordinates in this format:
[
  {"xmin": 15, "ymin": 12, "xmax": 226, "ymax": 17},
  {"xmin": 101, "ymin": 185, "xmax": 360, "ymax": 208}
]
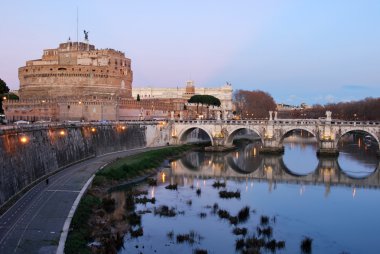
[{"xmin": 1, "ymin": 0, "xmax": 379, "ymax": 105}]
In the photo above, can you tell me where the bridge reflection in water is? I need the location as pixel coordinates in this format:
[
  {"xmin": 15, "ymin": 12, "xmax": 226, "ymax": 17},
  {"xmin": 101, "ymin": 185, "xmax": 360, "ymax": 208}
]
[{"xmin": 162, "ymin": 140, "xmax": 380, "ymax": 195}]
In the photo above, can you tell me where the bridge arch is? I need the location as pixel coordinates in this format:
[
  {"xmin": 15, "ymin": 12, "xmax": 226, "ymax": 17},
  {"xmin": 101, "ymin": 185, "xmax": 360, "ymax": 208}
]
[
  {"xmin": 279, "ymin": 127, "xmax": 318, "ymax": 145},
  {"xmin": 225, "ymin": 127, "xmax": 263, "ymax": 146},
  {"xmin": 335, "ymin": 129, "xmax": 380, "ymax": 149},
  {"xmin": 178, "ymin": 126, "xmax": 214, "ymax": 145}
]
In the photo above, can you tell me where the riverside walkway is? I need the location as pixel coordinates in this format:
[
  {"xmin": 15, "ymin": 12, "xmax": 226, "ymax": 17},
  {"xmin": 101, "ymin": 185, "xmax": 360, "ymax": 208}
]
[{"xmin": 0, "ymin": 147, "xmax": 156, "ymax": 254}]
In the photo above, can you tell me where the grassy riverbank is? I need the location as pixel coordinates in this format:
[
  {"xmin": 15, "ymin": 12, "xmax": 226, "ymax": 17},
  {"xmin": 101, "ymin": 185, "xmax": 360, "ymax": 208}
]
[{"xmin": 65, "ymin": 145, "xmax": 192, "ymax": 254}]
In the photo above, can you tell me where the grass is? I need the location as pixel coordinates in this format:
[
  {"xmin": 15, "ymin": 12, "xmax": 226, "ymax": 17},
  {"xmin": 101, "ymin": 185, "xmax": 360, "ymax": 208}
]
[
  {"xmin": 65, "ymin": 194, "xmax": 101, "ymax": 254},
  {"xmin": 94, "ymin": 145, "xmax": 191, "ymax": 182}
]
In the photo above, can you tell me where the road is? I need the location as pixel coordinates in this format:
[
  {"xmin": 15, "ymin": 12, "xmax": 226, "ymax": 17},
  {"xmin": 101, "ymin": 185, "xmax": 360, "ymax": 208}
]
[{"xmin": 0, "ymin": 147, "xmax": 156, "ymax": 254}]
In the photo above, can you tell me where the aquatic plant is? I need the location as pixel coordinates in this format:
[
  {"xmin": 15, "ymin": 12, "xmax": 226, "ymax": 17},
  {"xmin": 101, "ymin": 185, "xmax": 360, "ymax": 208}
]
[
  {"xmin": 127, "ymin": 212, "xmax": 141, "ymax": 226},
  {"xmin": 212, "ymin": 203, "xmax": 219, "ymax": 214},
  {"xmin": 212, "ymin": 181, "xmax": 226, "ymax": 188},
  {"xmin": 125, "ymin": 193, "xmax": 135, "ymax": 211},
  {"xmin": 237, "ymin": 206, "xmax": 250, "ymax": 222},
  {"xmin": 165, "ymin": 184, "xmax": 178, "ymax": 190},
  {"xmin": 154, "ymin": 205, "xmax": 177, "ymax": 217},
  {"xmin": 232, "ymin": 227, "xmax": 247, "ymax": 236},
  {"xmin": 147, "ymin": 178, "xmax": 157, "ymax": 186},
  {"xmin": 235, "ymin": 238, "xmax": 245, "ymax": 250},
  {"xmin": 260, "ymin": 215, "xmax": 269, "ymax": 226},
  {"xmin": 257, "ymin": 226, "xmax": 273, "ymax": 238},
  {"xmin": 135, "ymin": 196, "xmax": 156, "ymax": 204},
  {"xmin": 219, "ymin": 190, "xmax": 241, "ymax": 199},
  {"xmin": 198, "ymin": 212, "xmax": 207, "ymax": 219},
  {"xmin": 194, "ymin": 249, "xmax": 208, "ymax": 254},
  {"xmin": 176, "ymin": 230, "xmax": 202, "ymax": 245},
  {"xmin": 217, "ymin": 209, "xmax": 231, "ymax": 220},
  {"xmin": 277, "ymin": 241, "xmax": 285, "ymax": 249},
  {"xmin": 229, "ymin": 216, "xmax": 238, "ymax": 225},
  {"xmin": 130, "ymin": 227, "xmax": 143, "ymax": 238},
  {"xmin": 301, "ymin": 237, "xmax": 313, "ymax": 254},
  {"xmin": 167, "ymin": 230, "xmax": 174, "ymax": 240}
]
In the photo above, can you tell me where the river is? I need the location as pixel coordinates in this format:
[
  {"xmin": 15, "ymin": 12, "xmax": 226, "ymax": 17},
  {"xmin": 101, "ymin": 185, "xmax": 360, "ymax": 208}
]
[{"xmin": 117, "ymin": 132, "xmax": 380, "ymax": 254}]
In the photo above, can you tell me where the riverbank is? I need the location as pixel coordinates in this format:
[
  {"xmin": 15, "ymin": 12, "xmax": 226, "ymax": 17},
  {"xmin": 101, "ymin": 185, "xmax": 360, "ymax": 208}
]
[{"xmin": 64, "ymin": 145, "xmax": 193, "ymax": 254}]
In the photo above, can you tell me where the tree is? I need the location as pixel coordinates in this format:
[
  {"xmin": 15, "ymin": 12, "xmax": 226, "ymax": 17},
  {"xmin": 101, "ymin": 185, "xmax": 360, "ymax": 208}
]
[
  {"xmin": 0, "ymin": 78, "xmax": 9, "ymax": 94},
  {"xmin": 233, "ymin": 90, "xmax": 276, "ymax": 119},
  {"xmin": 188, "ymin": 95, "xmax": 203, "ymax": 114},
  {"xmin": 136, "ymin": 94, "xmax": 140, "ymax": 101},
  {"xmin": 188, "ymin": 95, "xmax": 221, "ymax": 118},
  {"xmin": 0, "ymin": 78, "xmax": 10, "ymax": 114}
]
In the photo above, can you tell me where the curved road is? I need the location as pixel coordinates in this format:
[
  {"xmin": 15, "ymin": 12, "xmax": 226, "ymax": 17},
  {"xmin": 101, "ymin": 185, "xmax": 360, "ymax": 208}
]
[{"xmin": 0, "ymin": 147, "xmax": 156, "ymax": 254}]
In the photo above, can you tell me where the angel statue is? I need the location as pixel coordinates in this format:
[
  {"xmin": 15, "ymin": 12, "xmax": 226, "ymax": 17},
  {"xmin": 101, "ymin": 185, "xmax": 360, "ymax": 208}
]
[{"xmin": 84, "ymin": 30, "xmax": 89, "ymax": 40}]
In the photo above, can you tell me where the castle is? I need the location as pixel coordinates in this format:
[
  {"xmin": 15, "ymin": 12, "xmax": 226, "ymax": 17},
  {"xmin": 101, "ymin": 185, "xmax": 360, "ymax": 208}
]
[{"xmin": 3, "ymin": 39, "xmax": 233, "ymax": 122}]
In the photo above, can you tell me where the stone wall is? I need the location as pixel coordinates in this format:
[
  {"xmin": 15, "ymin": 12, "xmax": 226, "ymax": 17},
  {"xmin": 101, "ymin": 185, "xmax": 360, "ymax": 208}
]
[{"xmin": 0, "ymin": 124, "xmax": 148, "ymax": 206}]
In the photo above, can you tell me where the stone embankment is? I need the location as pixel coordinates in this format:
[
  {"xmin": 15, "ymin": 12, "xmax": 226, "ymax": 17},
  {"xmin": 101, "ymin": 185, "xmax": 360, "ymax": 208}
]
[{"xmin": 0, "ymin": 123, "xmax": 157, "ymax": 210}]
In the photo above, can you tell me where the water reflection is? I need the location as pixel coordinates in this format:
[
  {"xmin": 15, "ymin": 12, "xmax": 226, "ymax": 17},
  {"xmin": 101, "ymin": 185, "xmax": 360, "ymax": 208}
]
[
  {"xmin": 167, "ymin": 136, "xmax": 379, "ymax": 190},
  {"xmin": 119, "ymin": 133, "xmax": 380, "ymax": 254}
]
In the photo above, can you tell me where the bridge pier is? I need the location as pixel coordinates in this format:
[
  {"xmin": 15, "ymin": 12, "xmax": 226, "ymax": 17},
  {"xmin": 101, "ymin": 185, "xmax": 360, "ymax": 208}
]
[{"xmin": 317, "ymin": 140, "xmax": 339, "ymax": 157}]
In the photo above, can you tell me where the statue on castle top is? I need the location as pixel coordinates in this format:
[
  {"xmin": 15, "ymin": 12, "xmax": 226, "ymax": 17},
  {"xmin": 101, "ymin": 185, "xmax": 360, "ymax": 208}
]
[{"xmin": 83, "ymin": 30, "xmax": 89, "ymax": 41}]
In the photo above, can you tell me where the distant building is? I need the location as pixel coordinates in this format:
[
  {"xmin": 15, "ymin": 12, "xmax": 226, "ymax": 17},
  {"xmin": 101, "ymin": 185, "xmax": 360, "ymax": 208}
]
[{"xmin": 133, "ymin": 81, "xmax": 233, "ymax": 113}]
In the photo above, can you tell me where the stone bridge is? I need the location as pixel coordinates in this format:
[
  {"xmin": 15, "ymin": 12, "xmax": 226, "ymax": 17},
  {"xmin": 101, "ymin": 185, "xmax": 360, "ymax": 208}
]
[{"xmin": 170, "ymin": 111, "xmax": 380, "ymax": 156}]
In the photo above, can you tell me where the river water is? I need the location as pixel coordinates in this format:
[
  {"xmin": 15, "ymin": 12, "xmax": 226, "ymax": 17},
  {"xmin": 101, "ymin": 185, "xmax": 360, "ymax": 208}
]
[{"xmin": 118, "ymin": 133, "xmax": 380, "ymax": 254}]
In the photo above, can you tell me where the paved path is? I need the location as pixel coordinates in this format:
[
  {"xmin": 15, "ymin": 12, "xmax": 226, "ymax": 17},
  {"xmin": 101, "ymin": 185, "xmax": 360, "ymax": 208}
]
[{"xmin": 0, "ymin": 147, "xmax": 156, "ymax": 254}]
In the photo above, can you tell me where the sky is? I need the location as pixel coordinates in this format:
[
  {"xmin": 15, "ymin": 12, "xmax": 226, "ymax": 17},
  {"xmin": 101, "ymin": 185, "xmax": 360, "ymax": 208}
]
[{"xmin": 1, "ymin": 0, "xmax": 379, "ymax": 105}]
